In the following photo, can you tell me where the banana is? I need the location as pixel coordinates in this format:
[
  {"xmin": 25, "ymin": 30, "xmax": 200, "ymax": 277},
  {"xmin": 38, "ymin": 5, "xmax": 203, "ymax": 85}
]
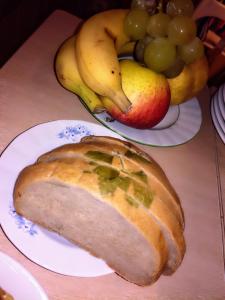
[
  {"xmin": 55, "ymin": 35, "xmax": 105, "ymax": 114},
  {"xmin": 75, "ymin": 9, "xmax": 131, "ymax": 113}
]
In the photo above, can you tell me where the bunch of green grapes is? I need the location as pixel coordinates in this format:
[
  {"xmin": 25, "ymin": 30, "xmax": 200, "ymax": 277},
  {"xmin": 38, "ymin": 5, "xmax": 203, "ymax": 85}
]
[{"xmin": 124, "ymin": 0, "xmax": 205, "ymax": 78}]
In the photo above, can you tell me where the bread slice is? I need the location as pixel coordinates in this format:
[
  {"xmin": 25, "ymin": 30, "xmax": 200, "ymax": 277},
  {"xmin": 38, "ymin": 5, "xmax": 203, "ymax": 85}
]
[
  {"xmin": 82, "ymin": 135, "xmax": 185, "ymax": 228},
  {"xmin": 14, "ymin": 157, "xmax": 168, "ymax": 286},
  {"xmin": 37, "ymin": 139, "xmax": 186, "ymax": 274},
  {"xmin": 38, "ymin": 136, "xmax": 184, "ymax": 229}
]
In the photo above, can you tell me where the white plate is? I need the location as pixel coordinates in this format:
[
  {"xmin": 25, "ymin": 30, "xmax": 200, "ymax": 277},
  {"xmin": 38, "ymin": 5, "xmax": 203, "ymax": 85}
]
[
  {"xmin": 221, "ymin": 83, "xmax": 225, "ymax": 104},
  {"xmin": 217, "ymin": 84, "xmax": 225, "ymax": 120},
  {"xmin": 211, "ymin": 100, "xmax": 225, "ymax": 144},
  {"xmin": 93, "ymin": 97, "xmax": 202, "ymax": 147},
  {"xmin": 0, "ymin": 120, "xmax": 127, "ymax": 277},
  {"xmin": 0, "ymin": 251, "xmax": 48, "ymax": 300},
  {"xmin": 212, "ymin": 94, "xmax": 225, "ymax": 132}
]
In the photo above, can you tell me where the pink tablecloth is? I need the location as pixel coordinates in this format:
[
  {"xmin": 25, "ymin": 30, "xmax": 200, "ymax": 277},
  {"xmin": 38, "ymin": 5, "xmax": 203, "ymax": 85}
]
[{"xmin": 0, "ymin": 10, "xmax": 224, "ymax": 300}]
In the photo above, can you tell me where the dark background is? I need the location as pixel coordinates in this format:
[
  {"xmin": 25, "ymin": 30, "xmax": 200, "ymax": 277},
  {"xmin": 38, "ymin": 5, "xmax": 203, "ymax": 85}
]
[
  {"xmin": 0, "ymin": 0, "xmax": 131, "ymax": 67},
  {"xmin": 0, "ymin": 0, "xmax": 223, "ymax": 85},
  {"xmin": 1, "ymin": 0, "xmax": 206, "ymax": 68}
]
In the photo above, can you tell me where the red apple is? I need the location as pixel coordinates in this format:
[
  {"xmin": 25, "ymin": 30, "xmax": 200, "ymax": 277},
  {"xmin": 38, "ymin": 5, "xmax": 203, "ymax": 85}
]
[{"xmin": 101, "ymin": 59, "xmax": 171, "ymax": 129}]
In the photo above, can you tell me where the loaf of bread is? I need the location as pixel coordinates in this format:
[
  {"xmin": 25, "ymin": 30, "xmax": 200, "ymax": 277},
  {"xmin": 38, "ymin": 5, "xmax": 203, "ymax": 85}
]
[
  {"xmin": 0, "ymin": 287, "xmax": 14, "ymax": 300},
  {"xmin": 13, "ymin": 136, "xmax": 185, "ymax": 285}
]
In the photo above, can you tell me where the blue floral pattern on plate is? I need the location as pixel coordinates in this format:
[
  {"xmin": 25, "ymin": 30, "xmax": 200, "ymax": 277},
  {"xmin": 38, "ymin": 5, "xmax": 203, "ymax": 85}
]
[
  {"xmin": 0, "ymin": 120, "xmax": 117, "ymax": 276},
  {"xmin": 58, "ymin": 124, "xmax": 93, "ymax": 142},
  {"xmin": 9, "ymin": 205, "xmax": 38, "ymax": 236},
  {"xmin": 8, "ymin": 124, "xmax": 93, "ymax": 237}
]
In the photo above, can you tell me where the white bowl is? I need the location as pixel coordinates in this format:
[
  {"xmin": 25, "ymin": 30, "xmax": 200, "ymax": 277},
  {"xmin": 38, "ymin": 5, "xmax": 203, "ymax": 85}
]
[{"xmin": 152, "ymin": 105, "xmax": 179, "ymax": 130}]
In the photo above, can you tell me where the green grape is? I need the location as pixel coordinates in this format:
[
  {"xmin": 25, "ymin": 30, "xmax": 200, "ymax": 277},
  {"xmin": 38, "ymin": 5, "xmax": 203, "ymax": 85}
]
[
  {"xmin": 167, "ymin": 16, "xmax": 197, "ymax": 45},
  {"xmin": 178, "ymin": 37, "xmax": 205, "ymax": 64},
  {"xmin": 131, "ymin": 0, "xmax": 159, "ymax": 14},
  {"xmin": 166, "ymin": 0, "xmax": 194, "ymax": 17},
  {"xmin": 134, "ymin": 35, "xmax": 153, "ymax": 62},
  {"xmin": 163, "ymin": 57, "xmax": 185, "ymax": 78},
  {"xmin": 131, "ymin": 0, "xmax": 147, "ymax": 10},
  {"xmin": 144, "ymin": 37, "xmax": 176, "ymax": 72},
  {"xmin": 146, "ymin": 12, "xmax": 171, "ymax": 37},
  {"xmin": 124, "ymin": 9, "xmax": 149, "ymax": 41}
]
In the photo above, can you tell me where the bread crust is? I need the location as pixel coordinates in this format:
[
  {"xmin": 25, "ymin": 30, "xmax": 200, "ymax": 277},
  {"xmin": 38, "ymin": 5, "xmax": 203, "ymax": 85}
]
[
  {"xmin": 37, "ymin": 138, "xmax": 186, "ymax": 274},
  {"xmin": 14, "ymin": 158, "xmax": 168, "ymax": 285},
  {"xmin": 82, "ymin": 136, "xmax": 185, "ymax": 224},
  {"xmin": 14, "ymin": 136, "xmax": 186, "ymax": 284},
  {"xmin": 39, "ymin": 136, "xmax": 184, "ymax": 229}
]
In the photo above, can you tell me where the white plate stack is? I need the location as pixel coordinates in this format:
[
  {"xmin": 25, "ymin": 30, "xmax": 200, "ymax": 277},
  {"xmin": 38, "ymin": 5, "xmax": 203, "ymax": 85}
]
[{"xmin": 211, "ymin": 83, "xmax": 225, "ymax": 144}]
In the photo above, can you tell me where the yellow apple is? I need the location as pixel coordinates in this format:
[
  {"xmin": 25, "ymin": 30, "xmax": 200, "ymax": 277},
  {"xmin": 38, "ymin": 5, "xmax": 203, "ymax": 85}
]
[
  {"xmin": 168, "ymin": 56, "xmax": 209, "ymax": 105},
  {"xmin": 101, "ymin": 59, "xmax": 171, "ymax": 129}
]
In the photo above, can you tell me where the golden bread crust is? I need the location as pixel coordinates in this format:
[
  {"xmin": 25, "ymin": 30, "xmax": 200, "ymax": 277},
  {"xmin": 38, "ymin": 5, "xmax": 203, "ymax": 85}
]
[{"xmin": 13, "ymin": 136, "xmax": 186, "ymax": 285}]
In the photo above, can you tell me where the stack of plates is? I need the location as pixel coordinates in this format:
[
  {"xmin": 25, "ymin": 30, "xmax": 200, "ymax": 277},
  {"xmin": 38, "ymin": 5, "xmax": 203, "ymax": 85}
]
[{"xmin": 211, "ymin": 83, "xmax": 225, "ymax": 144}]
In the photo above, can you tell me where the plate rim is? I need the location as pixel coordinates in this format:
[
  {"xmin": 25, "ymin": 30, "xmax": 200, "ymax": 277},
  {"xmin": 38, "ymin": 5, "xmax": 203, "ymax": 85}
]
[
  {"xmin": 0, "ymin": 119, "xmax": 124, "ymax": 277},
  {"xmin": 212, "ymin": 94, "xmax": 225, "ymax": 132},
  {"xmin": 93, "ymin": 97, "xmax": 202, "ymax": 147},
  {"xmin": 0, "ymin": 250, "xmax": 48, "ymax": 300},
  {"xmin": 211, "ymin": 100, "xmax": 225, "ymax": 144},
  {"xmin": 222, "ymin": 84, "xmax": 225, "ymax": 104},
  {"xmin": 217, "ymin": 85, "xmax": 225, "ymax": 120}
]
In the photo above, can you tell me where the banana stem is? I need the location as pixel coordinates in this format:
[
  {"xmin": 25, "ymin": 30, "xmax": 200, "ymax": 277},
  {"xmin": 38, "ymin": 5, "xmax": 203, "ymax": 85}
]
[
  {"xmin": 79, "ymin": 96, "xmax": 106, "ymax": 114},
  {"xmin": 112, "ymin": 91, "xmax": 131, "ymax": 113}
]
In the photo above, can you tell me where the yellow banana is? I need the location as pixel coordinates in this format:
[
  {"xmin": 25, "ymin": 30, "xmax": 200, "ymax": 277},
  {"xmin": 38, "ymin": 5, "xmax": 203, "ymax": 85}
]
[
  {"xmin": 55, "ymin": 35, "xmax": 105, "ymax": 114},
  {"xmin": 75, "ymin": 9, "xmax": 131, "ymax": 113}
]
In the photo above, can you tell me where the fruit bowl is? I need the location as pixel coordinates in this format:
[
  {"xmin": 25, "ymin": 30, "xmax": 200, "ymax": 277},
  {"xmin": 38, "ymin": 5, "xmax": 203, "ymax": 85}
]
[
  {"xmin": 92, "ymin": 96, "xmax": 202, "ymax": 147},
  {"xmin": 153, "ymin": 104, "xmax": 179, "ymax": 129},
  {"xmin": 54, "ymin": 2, "xmax": 208, "ymax": 146}
]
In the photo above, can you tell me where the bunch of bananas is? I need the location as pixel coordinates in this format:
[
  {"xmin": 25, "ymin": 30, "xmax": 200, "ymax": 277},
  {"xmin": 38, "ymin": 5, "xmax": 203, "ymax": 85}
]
[
  {"xmin": 55, "ymin": 9, "xmax": 131, "ymax": 114},
  {"xmin": 55, "ymin": 7, "xmax": 209, "ymax": 119}
]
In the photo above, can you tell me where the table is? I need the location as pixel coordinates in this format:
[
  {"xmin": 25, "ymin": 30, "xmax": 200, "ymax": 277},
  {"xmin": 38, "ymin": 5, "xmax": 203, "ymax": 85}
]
[{"xmin": 0, "ymin": 10, "xmax": 225, "ymax": 300}]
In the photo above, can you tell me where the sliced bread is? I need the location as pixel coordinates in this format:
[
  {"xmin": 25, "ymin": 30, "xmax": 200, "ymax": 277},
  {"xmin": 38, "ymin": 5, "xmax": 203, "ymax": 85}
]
[
  {"xmin": 37, "ymin": 138, "xmax": 186, "ymax": 274},
  {"xmin": 14, "ymin": 157, "xmax": 168, "ymax": 286},
  {"xmin": 81, "ymin": 135, "xmax": 185, "ymax": 228}
]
